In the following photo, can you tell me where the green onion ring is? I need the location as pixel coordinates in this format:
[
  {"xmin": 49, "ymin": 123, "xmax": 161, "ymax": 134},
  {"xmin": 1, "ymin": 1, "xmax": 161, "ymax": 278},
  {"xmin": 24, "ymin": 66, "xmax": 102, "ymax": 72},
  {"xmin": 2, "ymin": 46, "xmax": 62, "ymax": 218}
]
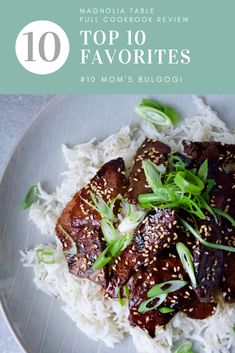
[
  {"xmin": 176, "ymin": 242, "xmax": 197, "ymax": 288},
  {"xmin": 174, "ymin": 170, "xmax": 204, "ymax": 195},
  {"xmin": 135, "ymin": 106, "xmax": 172, "ymax": 127},
  {"xmin": 22, "ymin": 185, "xmax": 38, "ymax": 209},
  {"xmin": 92, "ymin": 247, "xmax": 112, "ymax": 270},
  {"xmin": 147, "ymin": 280, "xmax": 188, "ymax": 298},
  {"xmin": 101, "ymin": 219, "xmax": 117, "ymax": 243},
  {"xmin": 159, "ymin": 307, "xmax": 175, "ymax": 314},
  {"xmin": 198, "ymin": 159, "xmax": 208, "ymax": 181},
  {"xmin": 138, "ymin": 294, "xmax": 167, "ymax": 313},
  {"xmin": 117, "ymin": 285, "xmax": 129, "ymax": 307},
  {"xmin": 173, "ymin": 340, "xmax": 194, "ymax": 353},
  {"xmin": 36, "ymin": 249, "xmax": 55, "ymax": 265}
]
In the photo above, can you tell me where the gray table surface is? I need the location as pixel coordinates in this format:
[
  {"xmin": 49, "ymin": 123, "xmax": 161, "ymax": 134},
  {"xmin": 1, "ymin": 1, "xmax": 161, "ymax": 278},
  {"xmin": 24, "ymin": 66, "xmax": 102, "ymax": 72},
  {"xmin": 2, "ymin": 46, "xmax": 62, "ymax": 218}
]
[{"xmin": 0, "ymin": 95, "xmax": 55, "ymax": 353}]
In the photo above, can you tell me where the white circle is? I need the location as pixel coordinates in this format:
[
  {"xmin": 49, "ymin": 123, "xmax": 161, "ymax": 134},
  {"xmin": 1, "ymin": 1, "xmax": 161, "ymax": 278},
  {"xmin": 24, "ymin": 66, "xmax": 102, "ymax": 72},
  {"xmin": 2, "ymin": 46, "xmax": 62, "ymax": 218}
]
[{"xmin": 15, "ymin": 20, "xmax": 70, "ymax": 75}]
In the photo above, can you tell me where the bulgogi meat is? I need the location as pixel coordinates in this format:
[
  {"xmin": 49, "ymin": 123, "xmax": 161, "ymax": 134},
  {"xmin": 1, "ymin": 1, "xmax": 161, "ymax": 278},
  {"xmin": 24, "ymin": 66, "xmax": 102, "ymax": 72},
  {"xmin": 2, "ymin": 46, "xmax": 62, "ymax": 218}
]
[
  {"xmin": 182, "ymin": 141, "xmax": 235, "ymax": 165},
  {"xmin": 126, "ymin": 139, "xmax": 170, "ymax": 204},
  {"xmin": 183, "ymin": 140, "xmax": 235, "ymax": 302},
  {"xmin": 128, "ymin": 258, "xmax": 216, "ymax": 337},
  {"xmin": 192, "ymin": 213, "xmax": 224, "ymax": 303},
  {"xmin": 106, "ymin": 208, "xmax": 180, "ymax": 297},
  {"xmin": 54, "ymin": 139, "xmax": 235, "ymax": 337},
  {"xmin": 55, "ymin": 158, "xmax": 127, "ymax": 287},
  {"xmin": 215, "ymin": 171, "xmax": 235, "ymax": 302}
]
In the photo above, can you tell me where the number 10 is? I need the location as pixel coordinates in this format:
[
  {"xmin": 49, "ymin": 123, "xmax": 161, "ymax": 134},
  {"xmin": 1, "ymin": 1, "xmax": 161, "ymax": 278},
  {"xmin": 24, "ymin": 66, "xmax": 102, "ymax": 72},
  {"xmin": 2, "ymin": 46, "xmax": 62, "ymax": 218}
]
[{"xmin": 23, "ymin": 31, "xmax": 61, "ymax": 62}]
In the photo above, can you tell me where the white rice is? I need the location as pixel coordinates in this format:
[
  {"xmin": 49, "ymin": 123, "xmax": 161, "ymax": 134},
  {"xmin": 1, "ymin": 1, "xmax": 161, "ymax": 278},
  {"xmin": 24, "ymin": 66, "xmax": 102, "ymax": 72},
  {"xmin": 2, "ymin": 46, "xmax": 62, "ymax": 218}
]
[{"xmin": 21, "ymin": 96, "xmax": 235, "ymax": 353}]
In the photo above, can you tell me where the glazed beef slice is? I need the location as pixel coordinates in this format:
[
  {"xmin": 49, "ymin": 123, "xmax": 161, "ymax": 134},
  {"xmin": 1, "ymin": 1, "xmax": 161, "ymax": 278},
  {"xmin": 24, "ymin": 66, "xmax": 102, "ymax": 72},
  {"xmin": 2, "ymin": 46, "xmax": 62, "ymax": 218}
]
[
  {"xmin": 193, "ymin": 214, "xmax": 223, "ymax": 302},
  {"xmin": 126, "ymin": 139, "xmax": 170, "ymax": 204},
  {"xmin": 55, "ymin": 158, "xmax": 127, "ymax": 287},
  {"xmin": 106, "ymin": 208, "xmax": 180, "ymax": 297},
  {"xmin": 128, "ymin": 258, "xmax": 215, "ymax": 337},
  {"xmin": 182, "ymin": 141, "xmax": 235, "ymax": 165},
  {"xmin": 183, "ymin": 140, "xmax": 235, "ymax": 302}
]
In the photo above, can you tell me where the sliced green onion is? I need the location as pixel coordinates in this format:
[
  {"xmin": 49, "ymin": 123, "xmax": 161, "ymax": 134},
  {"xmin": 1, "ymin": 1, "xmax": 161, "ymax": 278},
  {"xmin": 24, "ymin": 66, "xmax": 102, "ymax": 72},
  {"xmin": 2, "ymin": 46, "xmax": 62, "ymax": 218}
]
[
  {"xmin": 101, "ymin": 219, "xmax": 117, "ymax": 243},
  {"xmin": 159, "ymin": 307, "xmax": 175, "ymax": 314},
  {"xmin": 156, "ymin": 164, "xmax": 167, "ymax": 174},
  {"xmin": 139, "ymin": 280, "xmax": 187, "ymax": 313},
  {"xmin": 81, "ymin": 192, "xmax": 117, "ymax": 221},
  {"xmin": 135, "ymin": 99, "xmax": 180, "ymax": 127},
  {"xmin": 198, "ymin": 159, "xmax": 208, "ymax": 181},
  {"xmin": 92, "ymin": 248, "xmax": 112, "ymax": 270},
  {"xmin": 117, "ymin": 285, "xmax": 129, "ymax": 307},
  {"xmin": 157, "ymin": 201, "xmax": 183, "ymax": 210},
  {"xmin": 176, "ymin": 242, "xmax": 197, "ymax": 288},
  {"xmin": 89, "ymin": 192, "xmax": 116, "ymax": 221},
  {"xmin": 123, "ymin": 234, "xmax": 133, "ymax": 249},
  {"xmin": 148, "ymin": 280, "xmax": 188, "ymax": 298},
  {"xmin": 136, "ymin": 106, "xmax": 172, "ymax": 127},
  {"xmin": 212, "ymin": 207, "xmax": 235, "ymax": 227},
  {"xmin": 138, "ymin": 294, "xmax": 167, "ymax": 313},
  {"xmin": 180, "ymin": 196, "xmax": 206, "ymax": 220},
  {"xmin": 138, "ymin": 189, "xmax": 171, "ymax": 204},
  {"xmin": 108, "ymin": 237, "xmax": 126, "ymax": 257},
  {"xmin": 173, "ymin": 340, "xmax": 194, "ymax": 353},
  {"xmin": 138, "ymin": 158, "xmax": 222, "ymax": 225},
  {"xmin": 57, "ymin": 224, "xmax": 77, "ymax": 255},
  {"xmin": 118, "ymin": 204, "xmax": 146, "ymax": 233},
  {"xmin": 127, "ymin": 211, "xmax": 145, "ymax": 224},
  {"xmin": 139, "ymin": 192, "xmax": 205, "ymax": 219},
  {"xmin": 181, "ymin": 219, "xmax": 235, "ymax": 253},
  {"xmin": 205, "ymin": 179, "xmax": 216, "ymax": 194},
  {"xmin": 197, "ymin": 195, "xmax": 218, "ymax": 223},
  {"xmin": 111, "ymin": 234, "xmax": 132, "ymax": 256},
  {"xmin": 127, "ymin": 203, "xmax": 135, "ymax": 217},
  {"xmin": 117, "ymin": 288, "xmax": 126, "ymax": 307},
  {"xmin": 22, "ymin": 185, "xmax": 38, "ymax": 209},
  {"xmin": 138, "ymin": 184, "xmax": 179, "ymax": 204},
  {"xmin": 36, "ymin": 249, "xmax": 55, "ymax": 265},
  {"xmin": 168, "ymin": 155, "xmax": 186, "ymax": 171},
  {"xmin": 124, "ymin": 284, "xmax": 129, "ymax": 299},
  {"xmin": 174, "ymin": 171, "xmax": 204, "ymax": 195},
  {"xmin": 138, "ymin": 202, "xmax": 154, "ymax": 209},
  {"xmin": 118, "ymin": 210, "xmax": 145, "ymax": 234},
  {"xmin": 93, "ymin": 235, "xmax": 131, "ymax": 270},
  {"xmin": 139, "ymin": 192, "xmax": 206, "ymax": 220},
  {"xmin": 232, "ymin": 325, "xmax": 235, "ymax": 333},
  {"xmin": 142, "ymin": 159, "xmax": 163, "ymax": 192}
]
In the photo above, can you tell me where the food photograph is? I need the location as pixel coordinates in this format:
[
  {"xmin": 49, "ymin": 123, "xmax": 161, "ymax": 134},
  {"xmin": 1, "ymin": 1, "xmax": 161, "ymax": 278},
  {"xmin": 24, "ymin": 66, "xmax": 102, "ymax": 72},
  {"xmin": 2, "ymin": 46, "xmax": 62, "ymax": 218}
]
[{"xmin": 0, "ymin": 95, "xmax": 234, "ymax": 353}]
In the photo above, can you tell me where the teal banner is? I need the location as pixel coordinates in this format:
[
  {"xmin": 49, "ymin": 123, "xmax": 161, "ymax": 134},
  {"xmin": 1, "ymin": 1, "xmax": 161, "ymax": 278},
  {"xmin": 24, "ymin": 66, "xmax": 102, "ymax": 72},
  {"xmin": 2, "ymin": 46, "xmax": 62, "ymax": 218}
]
[{"xmin": 0, "ymin": 0, "xmax": 234, "ymax": 93}]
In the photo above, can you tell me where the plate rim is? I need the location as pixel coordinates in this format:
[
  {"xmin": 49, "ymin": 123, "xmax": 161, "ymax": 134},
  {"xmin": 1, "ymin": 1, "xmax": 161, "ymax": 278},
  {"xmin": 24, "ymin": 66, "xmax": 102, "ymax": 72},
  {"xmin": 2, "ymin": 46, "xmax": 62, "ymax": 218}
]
[{"xmin": 0, "ymin": 94, "xmax": 67, "ymax": 353}]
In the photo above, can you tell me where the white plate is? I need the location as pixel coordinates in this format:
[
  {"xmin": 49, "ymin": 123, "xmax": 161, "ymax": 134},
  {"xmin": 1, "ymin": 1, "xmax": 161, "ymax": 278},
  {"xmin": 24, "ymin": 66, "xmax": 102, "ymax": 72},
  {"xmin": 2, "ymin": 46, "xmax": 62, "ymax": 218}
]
[{"xmin": 0, "ymin": 94, "xmax": 234, "ymax": 353}]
